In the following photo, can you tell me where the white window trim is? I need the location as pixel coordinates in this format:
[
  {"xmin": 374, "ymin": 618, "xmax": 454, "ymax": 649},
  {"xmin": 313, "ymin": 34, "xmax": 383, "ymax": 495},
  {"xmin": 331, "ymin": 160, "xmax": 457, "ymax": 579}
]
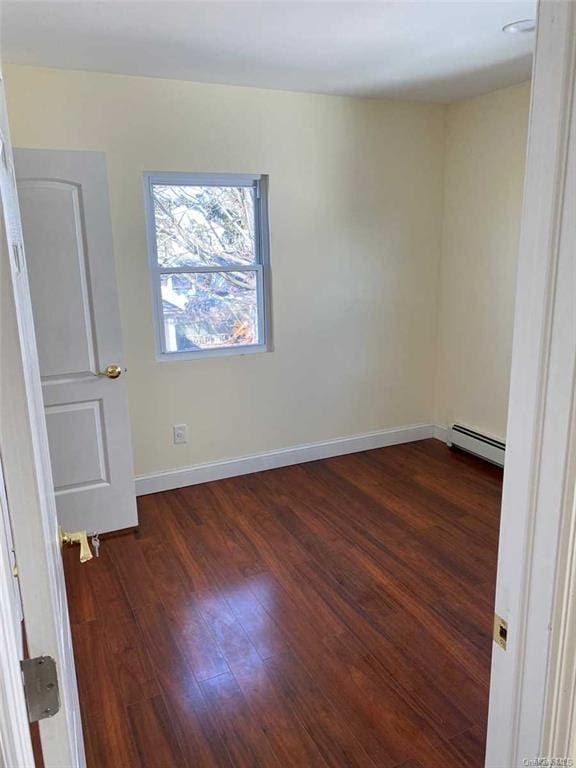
[{"xmin": 143, "ymin": 171, "xmax": 272, "ymax": 361}]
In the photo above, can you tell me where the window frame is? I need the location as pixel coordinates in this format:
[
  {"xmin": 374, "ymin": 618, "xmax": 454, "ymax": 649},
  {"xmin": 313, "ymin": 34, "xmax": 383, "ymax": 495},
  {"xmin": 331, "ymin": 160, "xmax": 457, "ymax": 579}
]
[{"xmin": 143, "ymin": 171, "xmax": 272, "ymax": 361}]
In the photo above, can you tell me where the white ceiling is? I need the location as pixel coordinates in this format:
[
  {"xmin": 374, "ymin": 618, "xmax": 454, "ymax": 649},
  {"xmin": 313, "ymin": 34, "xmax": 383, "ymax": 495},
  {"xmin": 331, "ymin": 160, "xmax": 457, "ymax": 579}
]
[{"xmin": 2, "ymin": 1, "xmax": 536, "ymax": 102}]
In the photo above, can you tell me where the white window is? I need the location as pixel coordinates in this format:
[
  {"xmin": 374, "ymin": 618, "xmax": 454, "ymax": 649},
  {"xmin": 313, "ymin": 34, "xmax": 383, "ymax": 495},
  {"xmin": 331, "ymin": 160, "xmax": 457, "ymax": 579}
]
[{"xmin": 144, "ymin": 172, "xmax": 271, "ymax": 359}]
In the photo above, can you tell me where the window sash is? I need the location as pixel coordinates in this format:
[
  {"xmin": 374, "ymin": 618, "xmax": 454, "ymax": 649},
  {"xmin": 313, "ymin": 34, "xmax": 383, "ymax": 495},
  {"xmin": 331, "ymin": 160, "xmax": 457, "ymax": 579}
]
[
  {"xmin": 153, "ymin": 266, "xmax": 265, "ymax": 355},
  {"xmin": 149, "ymin": 178, "xmax": 262, "ymax": 271}
]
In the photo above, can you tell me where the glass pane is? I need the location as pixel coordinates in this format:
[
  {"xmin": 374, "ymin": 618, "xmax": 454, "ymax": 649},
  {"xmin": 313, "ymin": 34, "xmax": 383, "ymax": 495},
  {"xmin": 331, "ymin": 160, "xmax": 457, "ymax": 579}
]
[
  {"xmin": 160, "ymin": 271, "xmax": 260, "ymax": 352},
  {"xmin": 152, "ymin": 184, "xmax": 256, "ymax": 268}
]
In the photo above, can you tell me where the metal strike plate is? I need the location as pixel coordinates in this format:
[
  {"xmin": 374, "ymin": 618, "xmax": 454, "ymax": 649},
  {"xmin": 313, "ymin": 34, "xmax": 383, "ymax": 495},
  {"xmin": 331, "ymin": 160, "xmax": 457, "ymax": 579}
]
[
  {"xmin": 20, "ymin": 656, "xmax": 60, "ymax": 722},
  {"xmin": 493, "ymin": 613, "xmax": 508, "ymax": 650}
]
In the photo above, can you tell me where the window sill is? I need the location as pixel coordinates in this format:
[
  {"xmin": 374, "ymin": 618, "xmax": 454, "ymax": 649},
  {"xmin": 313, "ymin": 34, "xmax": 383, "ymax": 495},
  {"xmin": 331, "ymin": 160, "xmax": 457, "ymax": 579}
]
[{"xmin": 155, "ymin": 343, "xmax": 271, "ymax": 362}]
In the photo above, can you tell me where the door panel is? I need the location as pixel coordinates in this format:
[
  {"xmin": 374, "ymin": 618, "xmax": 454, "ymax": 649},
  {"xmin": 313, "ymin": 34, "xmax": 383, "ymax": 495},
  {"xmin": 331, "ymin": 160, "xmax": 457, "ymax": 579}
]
[
  {"xmin": 15, "ymin": 149, "xmax": 137, "ymax": 534},
  {"xmin": 18, "ymin": 181, "xmax": 97, "ymax": 378},
  {"xmin": 45, "ymin": 400, "xmax": 108, "ymax": 492}
]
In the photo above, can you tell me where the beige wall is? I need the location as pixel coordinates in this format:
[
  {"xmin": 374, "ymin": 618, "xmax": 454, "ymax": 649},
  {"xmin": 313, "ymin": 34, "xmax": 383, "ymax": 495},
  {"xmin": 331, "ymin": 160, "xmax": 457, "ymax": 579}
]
[
  {"xmin": 435, "ymin": 82, "xmax": 530, "ymax": 442},
  {"xmin": 4, "ymin": 65, "xmax": 446, "ymax": 476},
  {"xmin": 3, "ymin": 65, "xmax": 530, "ymax": 472}
]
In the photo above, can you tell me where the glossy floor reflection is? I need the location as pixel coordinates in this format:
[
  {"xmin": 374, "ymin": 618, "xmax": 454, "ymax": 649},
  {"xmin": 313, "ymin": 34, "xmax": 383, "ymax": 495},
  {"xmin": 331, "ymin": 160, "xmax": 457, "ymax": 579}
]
[{"xmin": 63, "ymin": 439, "xmax": 502, "ymax": 768}]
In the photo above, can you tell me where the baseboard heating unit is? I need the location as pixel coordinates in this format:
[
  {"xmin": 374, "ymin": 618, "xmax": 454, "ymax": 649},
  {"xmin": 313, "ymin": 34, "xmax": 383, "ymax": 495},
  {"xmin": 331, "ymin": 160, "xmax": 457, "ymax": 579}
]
[{"xmin": 448, "ymin": 424, "xmax": 505, "ymax": 467}]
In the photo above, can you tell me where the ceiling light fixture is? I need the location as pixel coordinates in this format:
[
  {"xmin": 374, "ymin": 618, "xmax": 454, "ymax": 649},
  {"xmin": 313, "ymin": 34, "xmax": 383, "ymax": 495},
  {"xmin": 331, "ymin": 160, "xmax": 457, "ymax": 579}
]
[{"xmin": 502, "ymin": 19, "xmax": 536, "ymax": 34}]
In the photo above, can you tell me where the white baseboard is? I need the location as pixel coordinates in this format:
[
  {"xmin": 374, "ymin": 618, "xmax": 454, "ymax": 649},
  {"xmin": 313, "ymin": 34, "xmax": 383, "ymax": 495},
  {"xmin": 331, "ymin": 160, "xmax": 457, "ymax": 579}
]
[
  {"xmin": 434, "ymin": 424, "xmax": 449, "ymax": 443},
  {"xmin": 135, "ymin": 422, "xmax": 436, "ymax": 496}
]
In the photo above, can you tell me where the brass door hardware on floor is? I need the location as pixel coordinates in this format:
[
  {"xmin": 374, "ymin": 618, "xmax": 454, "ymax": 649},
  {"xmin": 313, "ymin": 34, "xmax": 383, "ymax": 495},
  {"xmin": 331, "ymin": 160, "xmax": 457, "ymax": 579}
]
[{"xmin": 59, "ymin": 529, "xmax": 93, "ymax": 562}]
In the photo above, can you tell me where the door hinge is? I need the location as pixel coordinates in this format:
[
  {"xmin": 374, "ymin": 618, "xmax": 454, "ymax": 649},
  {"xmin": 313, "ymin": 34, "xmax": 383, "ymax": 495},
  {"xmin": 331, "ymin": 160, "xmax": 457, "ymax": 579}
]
[
  {"xmin": 20, "ymin": 656, "xmax": 60, "ymax": 722},
  {"xmin": 493, "ymin": 613, "xmax": 508, "ymax": 650}
]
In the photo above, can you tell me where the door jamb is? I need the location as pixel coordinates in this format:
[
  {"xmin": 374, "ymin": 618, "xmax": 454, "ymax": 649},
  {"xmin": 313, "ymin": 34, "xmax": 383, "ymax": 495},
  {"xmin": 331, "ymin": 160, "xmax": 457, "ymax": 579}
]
[
  {"xmin": 0, "ymin": 451, "xmax": 35, "ymax": 768},
  {"xmin": 485, "ymin": 1, "xmax": 576, "ymax": 764}
]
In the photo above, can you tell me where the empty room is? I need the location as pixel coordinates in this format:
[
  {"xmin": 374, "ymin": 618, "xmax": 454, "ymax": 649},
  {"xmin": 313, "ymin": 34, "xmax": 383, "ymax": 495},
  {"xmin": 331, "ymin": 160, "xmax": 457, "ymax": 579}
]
[{"xmin": 1, "ymin": 2, "xmax": 575, "ymax": 768}]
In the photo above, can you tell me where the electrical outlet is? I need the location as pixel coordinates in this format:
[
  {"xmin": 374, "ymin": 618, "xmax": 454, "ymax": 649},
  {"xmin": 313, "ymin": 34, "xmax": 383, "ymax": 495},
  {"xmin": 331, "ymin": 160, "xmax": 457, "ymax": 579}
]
[{"xmin": 173, "ymin": 424, "xmax": 188, "ymax": 445}]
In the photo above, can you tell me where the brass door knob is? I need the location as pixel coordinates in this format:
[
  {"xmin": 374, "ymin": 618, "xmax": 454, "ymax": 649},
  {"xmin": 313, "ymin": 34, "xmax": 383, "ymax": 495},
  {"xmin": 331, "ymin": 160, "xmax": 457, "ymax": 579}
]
[
  {"xmin": 100, "ymin": 364, "xmax": 122, "ymax": 379},
  {"xmin": 59, "ymin": 529, "xmax": 93, "ymax": 563}
]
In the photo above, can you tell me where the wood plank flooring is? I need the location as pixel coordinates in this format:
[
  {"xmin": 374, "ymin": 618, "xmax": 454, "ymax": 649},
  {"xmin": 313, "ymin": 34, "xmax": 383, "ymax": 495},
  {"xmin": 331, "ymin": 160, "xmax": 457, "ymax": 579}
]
[{"xmin": 63, "ymin": 439, "xmax": 502, "ymax": 768}]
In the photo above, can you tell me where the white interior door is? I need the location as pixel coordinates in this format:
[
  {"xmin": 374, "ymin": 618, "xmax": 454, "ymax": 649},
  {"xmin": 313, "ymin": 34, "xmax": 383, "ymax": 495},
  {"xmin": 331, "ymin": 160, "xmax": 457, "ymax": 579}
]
[
  {"xmin": 15, "ymin": 149, "xmax": 137, "ymax": 534},
  {"xmin": 0, "ymin": 76, "xmax": 84, "ymax": 767}
]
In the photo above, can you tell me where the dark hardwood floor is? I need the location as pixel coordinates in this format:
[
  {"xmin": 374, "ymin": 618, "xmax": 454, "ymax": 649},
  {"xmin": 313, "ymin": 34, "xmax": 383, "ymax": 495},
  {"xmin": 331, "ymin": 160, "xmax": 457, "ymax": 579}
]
[{"xmin": 63, "ymin": 439, "xmax": 503, "ymax": 768}]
